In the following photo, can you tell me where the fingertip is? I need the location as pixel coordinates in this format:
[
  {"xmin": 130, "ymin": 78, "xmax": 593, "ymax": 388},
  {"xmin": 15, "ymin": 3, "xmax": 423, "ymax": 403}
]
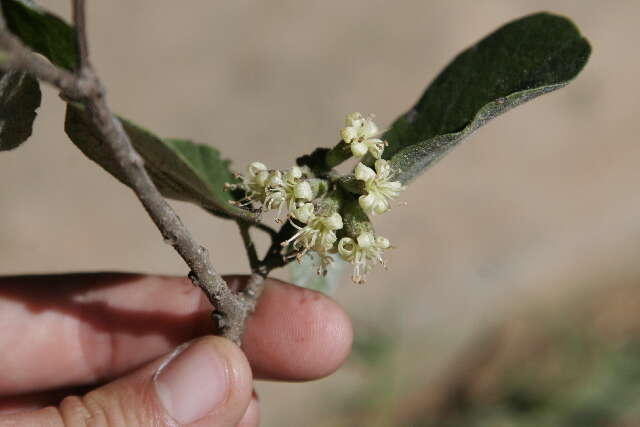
[
  {"xmin": 237, "ymin": 393, "xmax": 259, "ymax": 427},
  {"xmin": 242, "ymin": 280, "xmax": 353, "ymax": 381}
]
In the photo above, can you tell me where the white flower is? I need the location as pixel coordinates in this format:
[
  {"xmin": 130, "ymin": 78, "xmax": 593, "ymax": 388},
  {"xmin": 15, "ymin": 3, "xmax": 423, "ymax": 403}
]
[
  {"xmin": 338, "ymin": 232, "xmax": 390, "ymax": 284},
  {"xmin": 340, "ymin": 112, "xmax": 386, "ymax": 159},
  {"xmin": 242, "ymin": 161, "xmax": 270, "ymax": 198},
  {"xmin": 283, "ymin": 211, "xmax": 343, "ymax": 256},
  {"xmin": 242, "ymin": 165, "xmax": 312, "ymax": 219},
  {"xmin": 281, "ymin": 167, "xmax": 313, "ymax": 212},
  {"xmin": 226, "ymin": 161, "xmax": 273, "ymax": 207},
  {"xmin": 355, "ymin": 159, "xmax": 403, "ymax": 215},
  {"xmin": 263, "ymin": 170, "xmax": 286, "ymax": 211}
]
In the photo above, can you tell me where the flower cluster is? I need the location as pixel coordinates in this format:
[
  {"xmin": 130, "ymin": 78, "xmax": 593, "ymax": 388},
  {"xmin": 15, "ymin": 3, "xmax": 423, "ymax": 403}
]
[
  {"xmin": 284, "ymin": 205, "xmax": 343, "ymax": 258},
  {"xmin": 355, "ymin": 159, "xmax": 403, "ymax": 215},
  {"xmin": 340, "ymin": 112, "xmax": 386, "ymax": 159},
  {"xmin": 336, "ymin": 112, "xmax": 404, "ymax": 282},
  {"xmin": 228, "ymin": 162, "xmax": 313, "ymax": 220},
  {"xmin": 228, "ymin": 112, "xmax": 404, "ymax": 283},
  {"xmin": 228, "ymin": 161, "xmax": 343, "ymax": 271},
  {"xmin": 338, "ymin": 232, "xmax": 390, "ymax": 284}
]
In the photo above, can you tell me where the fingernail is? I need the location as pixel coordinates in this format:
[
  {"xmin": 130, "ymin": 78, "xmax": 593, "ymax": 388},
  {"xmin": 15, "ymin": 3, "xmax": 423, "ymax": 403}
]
[{"xmin": 154, "ymin": 339, "xmax": 230, "ymax": 424}]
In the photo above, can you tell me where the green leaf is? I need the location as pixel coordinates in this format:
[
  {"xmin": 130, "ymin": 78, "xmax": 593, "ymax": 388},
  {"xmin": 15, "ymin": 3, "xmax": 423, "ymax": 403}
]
[
  {"xmin": 0, "ymin": 69, "xmax": 41, "ymax": 151},
  {"xmin": 383, "ymin": 12, "xmax": 591, "ymax": 184},
  {"xmin": 0, "ymin": 0, "xmax": 71, "ymax": 150},
  {"xmin": 289, "ymin": 252, "xmax": 346, "ymax": 295},
  {"xmin": 64, "ymin": 105, "xmax": 256, "ymax": 221},
  {"xmin": 1, "ymin": 0, "xmax": 77, "ymax": 70}
]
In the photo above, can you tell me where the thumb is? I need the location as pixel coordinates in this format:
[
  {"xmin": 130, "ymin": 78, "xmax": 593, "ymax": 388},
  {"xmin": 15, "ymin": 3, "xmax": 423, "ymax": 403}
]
[{"xmin": 11, "ymin": 336, "xmax": 254, "ymax": 426}]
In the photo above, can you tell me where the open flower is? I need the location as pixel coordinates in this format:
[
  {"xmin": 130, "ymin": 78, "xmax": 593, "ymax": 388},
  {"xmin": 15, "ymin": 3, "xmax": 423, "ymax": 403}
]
[
  {"xmin": 355, "ymin": 159, "xmax": 403, "ymax": 215},
  {"xmin": 283, "ymin": 208, "xmax": 343, "ymax": 257},
  {"xmin": 237, "ymin": 161, "xmax": 270, "ymax": 199},
  {"xmin": 340, "ymin": 112, "xmax": 386, "ymax": 159},
  {"xmin": 232, "ymin": 164, "xmax": 312, "ymax": 220},
  {"xmin": 263, "ymin": 170, "xmax": 286, "ymax": 211},
  {"xmin": 338, "ymin": 232, "xmax": 390, "ymax": 284},
  {"xmin": 279, "ymin": 167, "xmax": 313, "ymax": 212}
]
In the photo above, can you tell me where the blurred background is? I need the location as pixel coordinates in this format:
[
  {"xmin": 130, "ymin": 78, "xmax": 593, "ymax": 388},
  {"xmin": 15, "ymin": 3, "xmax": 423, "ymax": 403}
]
[{"xmin": 2, "ymin": 1, "xmax": 639, "ymax": 425}]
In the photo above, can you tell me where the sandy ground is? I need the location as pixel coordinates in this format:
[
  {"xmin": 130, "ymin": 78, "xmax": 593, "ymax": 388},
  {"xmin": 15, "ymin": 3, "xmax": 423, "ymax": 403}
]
[{"xmin": 1, "ymin": 1, "xmax": 639, "ymax": 425}]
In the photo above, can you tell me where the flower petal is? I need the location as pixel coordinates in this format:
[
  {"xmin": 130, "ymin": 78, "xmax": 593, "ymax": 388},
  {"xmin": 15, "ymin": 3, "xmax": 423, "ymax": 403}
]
[
  {"xmin": 374, "ymin": 159, "xmax": 391, "ymax": 177},
  {"xmin": 338, "ymin": 237, "xmax": 356, "ymax": 259},
  {"xmin": 355, "ymin": 163, "xmax": 376, "ymax": 182},
  {"xmin": 358, "ymin": 193, "xmax": 376, "ymax": 213},
  {"xmin": 350, "ymin": 142, "xmax": 368, "ymax": 158},
  {"xmin": 324, "ymin": 212, "xmax": 344, "ymax": 230},
  {"xmin": 356, "ymin": 232, "xmax": 376, "ymax": 248},
  {"xmin": 294, "ymin": 180, "xmax": 313, "ymax": 200},
  {"xmin": 362, "ymin": 119, "xmax": 379, "ymax": 137},
  {"xmin": 292, "ymin": 203, "xmax": 315, "ymax": 223}
]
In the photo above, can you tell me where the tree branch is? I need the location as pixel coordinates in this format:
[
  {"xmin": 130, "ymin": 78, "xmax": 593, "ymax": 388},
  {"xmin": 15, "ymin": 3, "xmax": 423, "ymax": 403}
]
[
  {"xmin": 72, "ymin": 0, "xmax": 90, "ymax": 70},
  {"xmin": 237, "ymin": 221, "xmax": 260, "ymax": 273},
  {"xmin": 0, "ymin": 1, "xmax": 258, "ymax": 345},
  {"xmin": 261, "ymin": 221, "xmax": 296, "ymax": 272},
  {"xmin": 0, "ymin": 26, "xmax": 84, "ymax": 98},
  {"xmin": 236, "ymin": 221, "xmax": 270, "ymax": 317},
  {"xmin": 254, "ymin": 222, "xmax": 278, "ymax": 240}
]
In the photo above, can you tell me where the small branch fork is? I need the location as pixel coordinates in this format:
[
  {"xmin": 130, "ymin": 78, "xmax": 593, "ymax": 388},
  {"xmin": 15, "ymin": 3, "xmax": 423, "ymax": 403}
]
[{"xmin": 0, "ymin": 1, "xmax": 275, "ymax": 345}]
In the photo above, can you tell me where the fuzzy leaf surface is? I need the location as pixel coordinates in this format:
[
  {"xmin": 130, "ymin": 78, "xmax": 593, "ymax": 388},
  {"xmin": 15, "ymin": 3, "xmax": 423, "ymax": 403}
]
[
  {"xmin": 0, "ymin": 70, "xmax": 41, "ymax": 150},
  {"xmin": 383, "ymin": 12, "xmax": 591, "ymax": 184},
  {"xmin": 65, "ymin": 105, "xmax": 255, "ymax": 221}
]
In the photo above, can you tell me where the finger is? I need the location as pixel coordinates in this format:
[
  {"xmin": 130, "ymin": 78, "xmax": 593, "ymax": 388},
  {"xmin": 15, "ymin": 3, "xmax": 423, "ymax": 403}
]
[
  {"xmin": 0, "ymin": 388, "xmax": 85, "ymax": 415},
  {"xmin": 0, "ymin": 336, "xmax": 253, "ymax": 427},
  {"xmin": 0, "ymin": 385, "xmax": 262, "ymax": 426},
  {"xmin": 237, "ymin": 391, "xmax": 259, "ymax": 427},
  {"xmin": 0, "ymin": 274, "xmax": 352, "ymax": 395},
  {"xmin": 241, "ymin": 278, "xmax": 353, "ymax": 381}
]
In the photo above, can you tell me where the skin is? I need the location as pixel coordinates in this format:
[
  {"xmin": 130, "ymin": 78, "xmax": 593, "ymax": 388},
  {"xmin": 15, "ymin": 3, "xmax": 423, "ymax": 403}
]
[{"xmin": 0, "ymin": 274, "xmax": 354, "ymax": 426}]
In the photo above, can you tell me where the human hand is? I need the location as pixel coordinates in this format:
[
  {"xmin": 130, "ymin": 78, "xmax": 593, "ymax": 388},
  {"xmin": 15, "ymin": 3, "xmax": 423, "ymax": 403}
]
[{"xmin": 0, "ymin": 274, "xmax": 353, "ymax": 426}]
